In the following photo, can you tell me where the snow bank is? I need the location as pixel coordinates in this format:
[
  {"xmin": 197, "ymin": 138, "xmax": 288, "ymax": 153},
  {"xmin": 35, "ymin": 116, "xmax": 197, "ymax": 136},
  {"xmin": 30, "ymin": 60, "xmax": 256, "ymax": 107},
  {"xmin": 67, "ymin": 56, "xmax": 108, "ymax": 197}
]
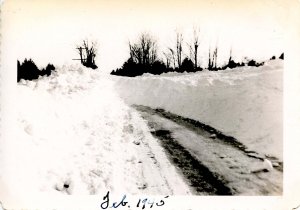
[
  {"xmin": 0, "ymin": 64, "xmax": 191, "ymax": 199},
  {"xmin": 114, "ymin": 60, "xmax": 283, "ymax": 160}
]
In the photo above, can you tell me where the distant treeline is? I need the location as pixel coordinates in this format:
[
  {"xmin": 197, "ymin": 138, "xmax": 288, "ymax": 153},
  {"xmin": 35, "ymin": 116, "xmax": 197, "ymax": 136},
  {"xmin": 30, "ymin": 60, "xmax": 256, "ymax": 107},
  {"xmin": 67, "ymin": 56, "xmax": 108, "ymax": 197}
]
[
  {"xmin": 17, "ymin": 34, "xmax": 284, "ymax": 81},
  {"xmin": 111, "ymin": 58, "xmax": 199, "ymax": 77},
  {"xmin": 17, "ymin": 59, "xmax": 55, "ymax": 82},
  {"xmin": 111, "ymin": 57, "xmax": 274, "ymax": 77},
  {"xmin": 111, "ymin": 32, "xmax": 284, "ymax": 77}
]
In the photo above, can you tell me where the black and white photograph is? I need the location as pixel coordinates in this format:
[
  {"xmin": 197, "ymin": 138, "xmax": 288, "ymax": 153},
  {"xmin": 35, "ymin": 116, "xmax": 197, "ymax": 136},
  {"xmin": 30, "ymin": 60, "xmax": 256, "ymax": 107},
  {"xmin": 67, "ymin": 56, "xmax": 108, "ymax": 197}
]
[{"xmin": 0, "ymin": 0, "xmax": 300, "ymax": 209}]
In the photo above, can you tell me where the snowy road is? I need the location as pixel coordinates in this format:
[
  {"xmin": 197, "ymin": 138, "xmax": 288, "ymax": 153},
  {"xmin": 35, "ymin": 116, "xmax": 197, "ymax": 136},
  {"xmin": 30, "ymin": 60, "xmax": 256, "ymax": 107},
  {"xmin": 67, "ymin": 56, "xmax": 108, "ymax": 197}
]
[
  {"xmin": 114, "ymin": 60, "xmax": 283, "ymax": 161},
  {"xmin": 134, "ymin": 105, "xmax": 283, "ymax": 195}
]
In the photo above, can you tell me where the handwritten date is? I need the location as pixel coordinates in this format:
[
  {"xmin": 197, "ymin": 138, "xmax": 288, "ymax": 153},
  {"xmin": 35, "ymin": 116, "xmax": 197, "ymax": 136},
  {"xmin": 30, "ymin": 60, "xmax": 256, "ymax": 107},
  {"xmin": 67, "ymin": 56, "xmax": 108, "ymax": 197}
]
[{"xmin": 100, "ymin": 191, "xmax": 169, "ymax": 209}]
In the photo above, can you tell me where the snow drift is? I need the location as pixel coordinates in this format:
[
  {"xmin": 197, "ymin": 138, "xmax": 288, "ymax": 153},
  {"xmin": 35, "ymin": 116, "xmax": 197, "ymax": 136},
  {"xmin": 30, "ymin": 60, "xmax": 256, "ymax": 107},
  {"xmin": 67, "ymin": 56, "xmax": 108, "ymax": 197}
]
[
  {"xmin": 0, "ymin": 65, "xmax": 191, "ymax": 198},
  {"xmin": 114, "ymin": 60, "xmax": 283, "ymax": 161}
]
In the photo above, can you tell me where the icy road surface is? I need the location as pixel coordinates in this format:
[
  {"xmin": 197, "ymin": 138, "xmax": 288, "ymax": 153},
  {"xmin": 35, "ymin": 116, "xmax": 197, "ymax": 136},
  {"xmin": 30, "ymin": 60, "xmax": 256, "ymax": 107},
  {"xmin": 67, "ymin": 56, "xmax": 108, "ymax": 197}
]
[{"xmin": 134, "ymin": 105, "xmax": 282, "ymax": 195}]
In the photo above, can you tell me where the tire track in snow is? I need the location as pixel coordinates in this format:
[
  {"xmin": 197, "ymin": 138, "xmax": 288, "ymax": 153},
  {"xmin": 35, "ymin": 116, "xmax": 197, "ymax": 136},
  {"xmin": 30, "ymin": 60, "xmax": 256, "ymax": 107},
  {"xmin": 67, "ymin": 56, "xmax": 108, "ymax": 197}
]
[
  {"xmin": 154, "ymin": 107, "xmax": 283, "ymax": 172},
  {"xmin": 134, "ymin": 105, "xmax": 283, "ymax": 195},
  {"xmin": 150, "ymin": 129, "xmax": 233, "ymax": 195}
]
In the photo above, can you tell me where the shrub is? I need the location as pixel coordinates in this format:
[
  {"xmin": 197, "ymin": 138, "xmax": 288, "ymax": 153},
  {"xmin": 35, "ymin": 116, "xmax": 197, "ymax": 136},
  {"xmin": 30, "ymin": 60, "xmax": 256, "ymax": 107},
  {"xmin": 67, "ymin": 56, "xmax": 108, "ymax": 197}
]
[
  {"xmin": 150, "ymin": 61, "xmax": 167, "ymax": 75},
  {"xmin": 247, "ymin": 59, "xmax": 264, "ymax": 67},
  {"xmin": 279, "ymin": 53, "xmax": 284, "ymax": 60},
  {"xmin": 181, "ymin": 58, "xmax": 194, "ymax": 72},
  {"xmin": 76, "ymin": 40, "xmax": 98, "ymax": 69},
  {"xmin": 111, "ymin": 58, "xmax": 168, "ymax": 77},
  {"xmin": 17, "ymin": 59, "xmax": 55, "ymax": 82},
  {"xmin": 17, "ymin": 59, "xmax": 40, "ymax": 81}
]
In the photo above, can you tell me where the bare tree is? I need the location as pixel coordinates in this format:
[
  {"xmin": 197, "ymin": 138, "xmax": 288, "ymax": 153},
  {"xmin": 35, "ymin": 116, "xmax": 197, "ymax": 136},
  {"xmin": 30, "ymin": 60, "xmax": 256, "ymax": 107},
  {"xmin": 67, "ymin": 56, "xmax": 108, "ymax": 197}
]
[
  {"xmin": 77, "ymin": 46, "xmax": 84, "ymax": 64},
  {"xmin": 208, "ymin": 45, "xmax": 213, "ymax": 69},
  {"xmin": 168, "ymin": 48, "xmax": 176, "ymax": 69},
  {"xmin": 176, "ymin": 31, "xmax": 184, "ymax": 69},
  {"xmin": 76, "ymin": 39, "xmax": 98, "ymax": 69},
  {"xmin": 208, "ymin": 44, "xmax": 218, "ymax": 70},
  {"xmin": 166, "ymin": 31, "xmax": 184, "ymax": 69},
  {"xmin": 129, "ymin": 33, "xmax": 158, "ymax": 65},
  {"xmin": 187, "ymin": 27, "xmax": 200, "ymax": 69},
  {"xmin": 228, "ymin": 47, "xmax": 233, "ymax": 64},
  {"xmin": 163, "ymin": 52, "xmax": 171, "ymax": 69},
  {"xmin": 212, "ymin": 47, "xmax": 218, "ymax": 69}
]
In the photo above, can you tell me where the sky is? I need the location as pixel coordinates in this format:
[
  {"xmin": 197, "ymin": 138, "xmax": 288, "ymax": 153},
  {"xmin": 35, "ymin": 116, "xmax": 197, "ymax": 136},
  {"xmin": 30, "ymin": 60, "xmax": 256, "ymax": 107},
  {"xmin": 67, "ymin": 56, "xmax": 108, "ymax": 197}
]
[{"xmin": 1, "ymin": 0, "xmax": 287, "ymax": 73}]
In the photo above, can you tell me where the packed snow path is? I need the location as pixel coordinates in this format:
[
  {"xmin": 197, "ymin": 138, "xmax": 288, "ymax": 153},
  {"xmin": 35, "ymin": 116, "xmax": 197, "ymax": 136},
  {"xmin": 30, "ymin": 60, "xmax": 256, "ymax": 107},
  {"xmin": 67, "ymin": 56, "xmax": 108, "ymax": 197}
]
[{"xmin": 134, "ymin": 105, "xmax": 282, "ymax": 195}]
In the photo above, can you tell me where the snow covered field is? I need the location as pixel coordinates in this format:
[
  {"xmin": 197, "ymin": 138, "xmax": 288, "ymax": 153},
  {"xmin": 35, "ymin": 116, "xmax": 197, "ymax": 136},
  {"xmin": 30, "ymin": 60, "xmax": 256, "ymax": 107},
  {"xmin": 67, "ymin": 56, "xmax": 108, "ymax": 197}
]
[
  {"xmin": 114, "ymin": 60, "xmax": 283, "ymax": 161},
  {"xmin": 0, "ymin": 65, "xmax": 191, "ymax": 198}
]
